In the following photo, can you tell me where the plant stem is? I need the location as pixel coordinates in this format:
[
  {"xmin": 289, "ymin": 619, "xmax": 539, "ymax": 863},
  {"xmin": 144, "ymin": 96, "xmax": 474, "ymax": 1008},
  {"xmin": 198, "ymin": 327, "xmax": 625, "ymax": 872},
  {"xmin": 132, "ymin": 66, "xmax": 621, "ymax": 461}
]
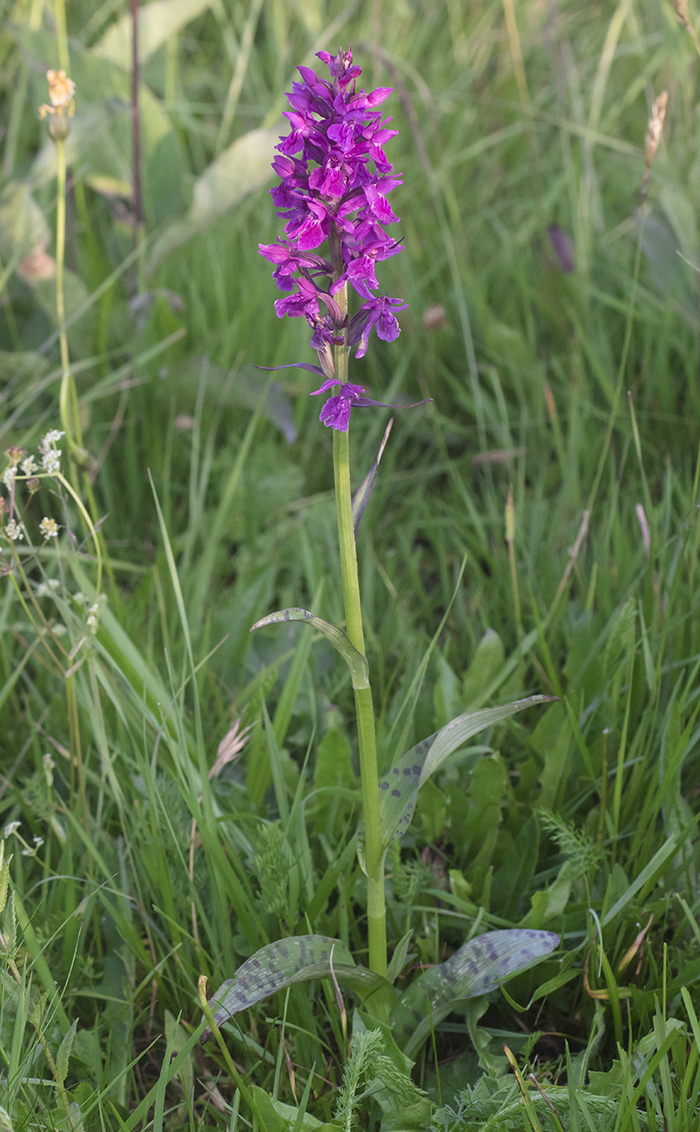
[
  {"xmin": 332, "ymin": 425, "xmax": 387, "ymax": 980},
  {"xmin": 328, "ymin": 240, "xmax": 386, "ymax": 977},
  {"xmin": 54, "ymin": 0, "xmax": 70, "ymax": 72}
]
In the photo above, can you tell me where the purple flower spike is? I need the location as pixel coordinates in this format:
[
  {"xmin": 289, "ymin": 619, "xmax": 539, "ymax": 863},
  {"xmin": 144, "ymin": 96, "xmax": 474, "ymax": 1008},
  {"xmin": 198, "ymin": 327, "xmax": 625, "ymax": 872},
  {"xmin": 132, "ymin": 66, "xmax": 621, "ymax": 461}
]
[{"xmin": 260, "ymin": 47, "xmax": 407, "ymax": 373}]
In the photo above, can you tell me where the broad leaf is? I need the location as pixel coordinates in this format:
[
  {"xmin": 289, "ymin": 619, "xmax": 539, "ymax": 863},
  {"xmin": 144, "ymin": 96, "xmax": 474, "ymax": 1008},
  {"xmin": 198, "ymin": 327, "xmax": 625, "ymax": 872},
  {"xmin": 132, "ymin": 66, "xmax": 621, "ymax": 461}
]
[
  {"xmin": 251, "ymin": 608, "xmax": 369, "ymax": 689},
  {"xmin": 147, "ymin": 127, "xmax": 279, "ymax": 269},
  {"xmin": 391, "ymin": 929, "xmax": 559, "ymax": 1058},
  {"xmin": 374, "ymin": 696, "xmax": 553, "ymax": 850},
  {"xmin": 94, "ymin": 0, "xmax": 213, "ymax": 69},
  {"xmin": 204, "ymin": 935, "xmax": 391, "ymax": 1038},
  {"xmin": 0, "ymin": 182, "xmax": 50, "ymax": 265}
]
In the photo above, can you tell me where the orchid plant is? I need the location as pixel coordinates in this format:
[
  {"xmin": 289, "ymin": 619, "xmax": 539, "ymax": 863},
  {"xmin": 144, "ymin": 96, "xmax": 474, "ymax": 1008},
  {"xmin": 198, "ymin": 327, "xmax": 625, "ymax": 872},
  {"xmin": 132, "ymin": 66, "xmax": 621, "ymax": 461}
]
[{"xmin": 200, "ymin": 48, "xmax": 558, "ymax": 1088}]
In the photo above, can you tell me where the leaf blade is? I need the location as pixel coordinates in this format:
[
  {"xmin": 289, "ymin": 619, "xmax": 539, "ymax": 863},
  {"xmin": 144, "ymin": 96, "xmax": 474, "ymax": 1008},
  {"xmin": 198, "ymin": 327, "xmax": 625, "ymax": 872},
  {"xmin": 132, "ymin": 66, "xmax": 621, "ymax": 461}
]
[
  {"xmin": 392, "ymin": 929, "xmax": 560, "ymax": 1058},
  {"xmin": 204, "ymin": 935, "xmax": 392, "ymax": 1039},
  {"xmin": 251, "ymin": 608, "xmax": 369, "ymax": 688},
  {"xmin": 375, "ymin": 696, "xmax": 555, "ymax": 849}
]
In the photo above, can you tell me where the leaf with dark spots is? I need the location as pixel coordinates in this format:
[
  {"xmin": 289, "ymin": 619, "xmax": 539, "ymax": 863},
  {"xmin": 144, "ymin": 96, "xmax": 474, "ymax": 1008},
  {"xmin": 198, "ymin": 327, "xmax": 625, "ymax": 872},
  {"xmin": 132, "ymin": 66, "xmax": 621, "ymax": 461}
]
[
  {"xmin": 391, "ymin": 929, "xmax": 559, "ymax": 1058},
  {"xmin": 202, "ymin": 935, "xmax": 393, "ymax": 1041},
  {"xmin": 365, "ymin": 696, "xmax": 555, "ymax": 852}
]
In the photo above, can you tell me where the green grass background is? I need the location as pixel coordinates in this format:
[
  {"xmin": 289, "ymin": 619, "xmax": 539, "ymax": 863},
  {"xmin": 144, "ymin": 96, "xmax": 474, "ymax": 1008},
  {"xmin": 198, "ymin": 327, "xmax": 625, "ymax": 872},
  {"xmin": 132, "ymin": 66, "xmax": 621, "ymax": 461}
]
[{"xmin": 2, "ymin": 0, "xmax": 700, "ymax": 1128}]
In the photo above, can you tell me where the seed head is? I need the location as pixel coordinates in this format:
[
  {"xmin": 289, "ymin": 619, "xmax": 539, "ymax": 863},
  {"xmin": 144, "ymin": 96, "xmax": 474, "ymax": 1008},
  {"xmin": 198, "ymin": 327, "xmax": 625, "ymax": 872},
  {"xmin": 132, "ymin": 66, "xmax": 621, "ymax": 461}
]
[{"xmin": 645, "ymin": 91, "xmax": 669, "ymax": 167}]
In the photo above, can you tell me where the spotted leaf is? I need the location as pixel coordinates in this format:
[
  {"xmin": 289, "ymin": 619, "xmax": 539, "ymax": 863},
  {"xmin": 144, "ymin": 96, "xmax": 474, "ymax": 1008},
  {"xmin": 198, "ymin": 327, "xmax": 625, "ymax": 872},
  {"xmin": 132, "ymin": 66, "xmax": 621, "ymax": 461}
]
[
  {"xmin": 391, "ymin": 929, "xmax": 559, "ymax": 1058},
  {"xmin": 203, "ymin": 935, "xmax": 390, "ymax": 1040},
  {"xmin": 373, "ymin": 696, "xmax": 554, "ymax": 851}
]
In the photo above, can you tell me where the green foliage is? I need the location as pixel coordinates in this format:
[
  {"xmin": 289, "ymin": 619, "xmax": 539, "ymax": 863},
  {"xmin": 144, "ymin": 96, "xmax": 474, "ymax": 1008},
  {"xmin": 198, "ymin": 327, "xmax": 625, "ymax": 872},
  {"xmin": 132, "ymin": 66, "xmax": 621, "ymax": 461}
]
[{"xmin": 2, "ymin": 0, "xmax": 700, "ymax": 1127}]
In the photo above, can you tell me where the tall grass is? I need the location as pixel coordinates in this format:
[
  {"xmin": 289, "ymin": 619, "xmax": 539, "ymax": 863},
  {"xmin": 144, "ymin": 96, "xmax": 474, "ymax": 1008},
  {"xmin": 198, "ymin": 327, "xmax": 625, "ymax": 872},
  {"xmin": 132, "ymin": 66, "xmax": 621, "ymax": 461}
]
[{"xmin": 1, "ymin": 0, "xmax": 700, "ymax": 1128}]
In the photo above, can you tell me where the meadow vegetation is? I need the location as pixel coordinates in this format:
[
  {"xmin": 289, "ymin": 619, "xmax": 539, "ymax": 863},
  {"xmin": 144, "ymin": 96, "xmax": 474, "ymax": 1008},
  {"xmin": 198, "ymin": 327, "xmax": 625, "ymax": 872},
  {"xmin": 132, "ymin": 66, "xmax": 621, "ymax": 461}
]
[{"xmin": 1, "ymin": 0, "xmax": 700, "ymax": 1128}]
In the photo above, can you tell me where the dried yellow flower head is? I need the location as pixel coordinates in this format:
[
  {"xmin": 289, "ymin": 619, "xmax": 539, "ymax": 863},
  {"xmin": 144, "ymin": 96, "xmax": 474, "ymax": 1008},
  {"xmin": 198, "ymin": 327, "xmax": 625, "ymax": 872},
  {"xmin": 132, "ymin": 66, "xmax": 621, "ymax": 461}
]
[
  {"xmin": 645, "ymin": 90, "xmax": 669, "ymax": 167},
  {"xmin": 39, "ymin": 69, "xmax": 76, "ymax": 131}
]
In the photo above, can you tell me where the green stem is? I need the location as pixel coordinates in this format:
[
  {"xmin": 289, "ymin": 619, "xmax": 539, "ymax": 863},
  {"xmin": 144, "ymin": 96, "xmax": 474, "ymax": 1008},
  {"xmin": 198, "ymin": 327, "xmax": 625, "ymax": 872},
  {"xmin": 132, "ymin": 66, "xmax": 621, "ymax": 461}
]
[
  {"xmin": 332, "ymin": 418, "xmax": 386, "ymax": 980},
  {"xmin": 54, "ymin": 133, "xmax": 114, "ymax": 592},
  {"xmin": 328, "ymin": 237, "xmax": 386, "ymax": 977},
  {"xmin": 54, "ymin": 0, "xmax": 70, "ymax": 73},
  {"xmin": 55, "ymin": 137, "xmax": 71, "ymax": 402}
]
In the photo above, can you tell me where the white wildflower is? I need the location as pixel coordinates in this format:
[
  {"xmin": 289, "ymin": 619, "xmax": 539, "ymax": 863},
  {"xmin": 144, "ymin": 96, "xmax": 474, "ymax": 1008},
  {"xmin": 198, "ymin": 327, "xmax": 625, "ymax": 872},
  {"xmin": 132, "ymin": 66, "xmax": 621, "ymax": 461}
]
[
  {"xmin": 3, "ymin": 821, "xmax": 20, "ymax": 838},
  {"xmin": 52, "ymin": 624, "xmax": 68, "ymax": 637},
  {"xmin": 48, "ymin": 578, "xmax": 60, "ymax": 590},
  {"xmin": 1, "ymin": 467, "xmax": 16, "ymax": 490},
  {"xmin": 86, "ymin": 614, "xmax": 98, "ymax": 633},
  {"xmin": 20, "ymin": 456, "xmax": 37, "ymax": 476},
  {"xmin": 42, "ymin": 429, "xmax": 65, "ymax": 446},
  {"xmin": 41, "ymin": 450, "xmax": 61, "ymax": 474},
  {"xmin": 42, "ymin": 753, "xmax": 55, "ymax": 770},
  {"xmin": 39, "ymin": 517, "xmax": 59, "ymax": 539},
  {"xmin": 36, "ymin": 582, "xmax": 50, "ymax": 597},
  {"xmin": 73, "ymin": 592, "xmax": 86, "ymax": 606},
  {"xmin": 4, "ymin": 520, "xmax": 24, "ymax": 541}
]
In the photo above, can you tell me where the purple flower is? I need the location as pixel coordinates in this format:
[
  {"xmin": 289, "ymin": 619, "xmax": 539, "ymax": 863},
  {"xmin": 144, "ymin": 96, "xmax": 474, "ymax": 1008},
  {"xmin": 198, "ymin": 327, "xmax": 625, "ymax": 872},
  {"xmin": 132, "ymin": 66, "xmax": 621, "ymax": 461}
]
[
  {"xmin": 260, "ymin": 47, "xmax": 407, "ymax": 429},
  {"xmin": 349, "ymin": 295, "xmax": 409, "ymax": 359},
  {"xmin": 310, "ymin": 378, "xmax": 365, "ymax": 432}
]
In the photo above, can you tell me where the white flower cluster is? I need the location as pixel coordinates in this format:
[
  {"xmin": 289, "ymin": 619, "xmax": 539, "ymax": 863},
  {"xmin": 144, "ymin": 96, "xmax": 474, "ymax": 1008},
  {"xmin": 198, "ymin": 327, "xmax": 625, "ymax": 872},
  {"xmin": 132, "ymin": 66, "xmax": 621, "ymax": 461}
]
[
  {"xmin": 36, "ymin": 578, "xmax": 61, "ymax": 597},
  {"xmin": 39, "ymin": 516, "xmax": 59, "ymax": 539},
  {"xmin": 74, "ymin": 590, "xmax": 107, "ymax": 634},
  {"xmin": 39, "ymin": 429, "xmax": 64, "ymax": 476},
  {"xmin": 4, "ymin": 519, "xmax": 24, "ymax": 541},
  {"xmin": 87, "ymin": 594, "xmax": 107, "ymax": 634}
]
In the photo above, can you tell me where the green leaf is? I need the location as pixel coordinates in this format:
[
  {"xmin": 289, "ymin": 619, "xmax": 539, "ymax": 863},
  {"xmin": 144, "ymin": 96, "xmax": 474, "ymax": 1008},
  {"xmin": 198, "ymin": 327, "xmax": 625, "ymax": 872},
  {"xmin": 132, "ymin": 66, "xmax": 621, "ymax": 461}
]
[
  {"xmin": 0, "ymin": 842, "xmax": 10, "ymax": 917},
  {"xmin": 351, "ymin": 1013, "xmax": 430, "ymax": 1131},
  {"xmin": 250, "ymin": 1087, "xmax": 339, "ymax": 1131},
  {"xmin": 147, "ymin": 127, "xmax": 279, "ymax": 270},
  {"xmin": 164, "ymin": 1011, "xmax": 193, "ymax": 1099},
  {"xmin": 387, "ymin": 930, "xmax": 414, "ymax": 985},
  {"xmin": 94, "ymin": 0, "xmax": 213, "ymax": 68},
  {"xmin": 0, "ymin": 181, "xmax": 50, "ymax": 265},
  {"xmin": 462, "ymin": 629, "xmax": 505, "ymax": 705},
  {"xmin": 352, "ymin": 418, "xmax": 393, "ymax": 538},
  {"xmin": 250, "ymin": 608, "xmax": 369, "ymax": 689},
  {"xmin": 391, "ymin": 929, "xmax": 559, "ymax": 1058},
  {"xmin": 204, "ymin": 936, "xmax": 392, "ymax": 1037},
  {"xmin": 314, "ymin": 727, "xmax": 355, "ymax": 791},
  {"xmin": 374, "ymin": 696, "xmax": 553, "ymax": 850},
  {"xmin": 55, "ymin": 1019, "xmax": 78, "ymax": 1084}
]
